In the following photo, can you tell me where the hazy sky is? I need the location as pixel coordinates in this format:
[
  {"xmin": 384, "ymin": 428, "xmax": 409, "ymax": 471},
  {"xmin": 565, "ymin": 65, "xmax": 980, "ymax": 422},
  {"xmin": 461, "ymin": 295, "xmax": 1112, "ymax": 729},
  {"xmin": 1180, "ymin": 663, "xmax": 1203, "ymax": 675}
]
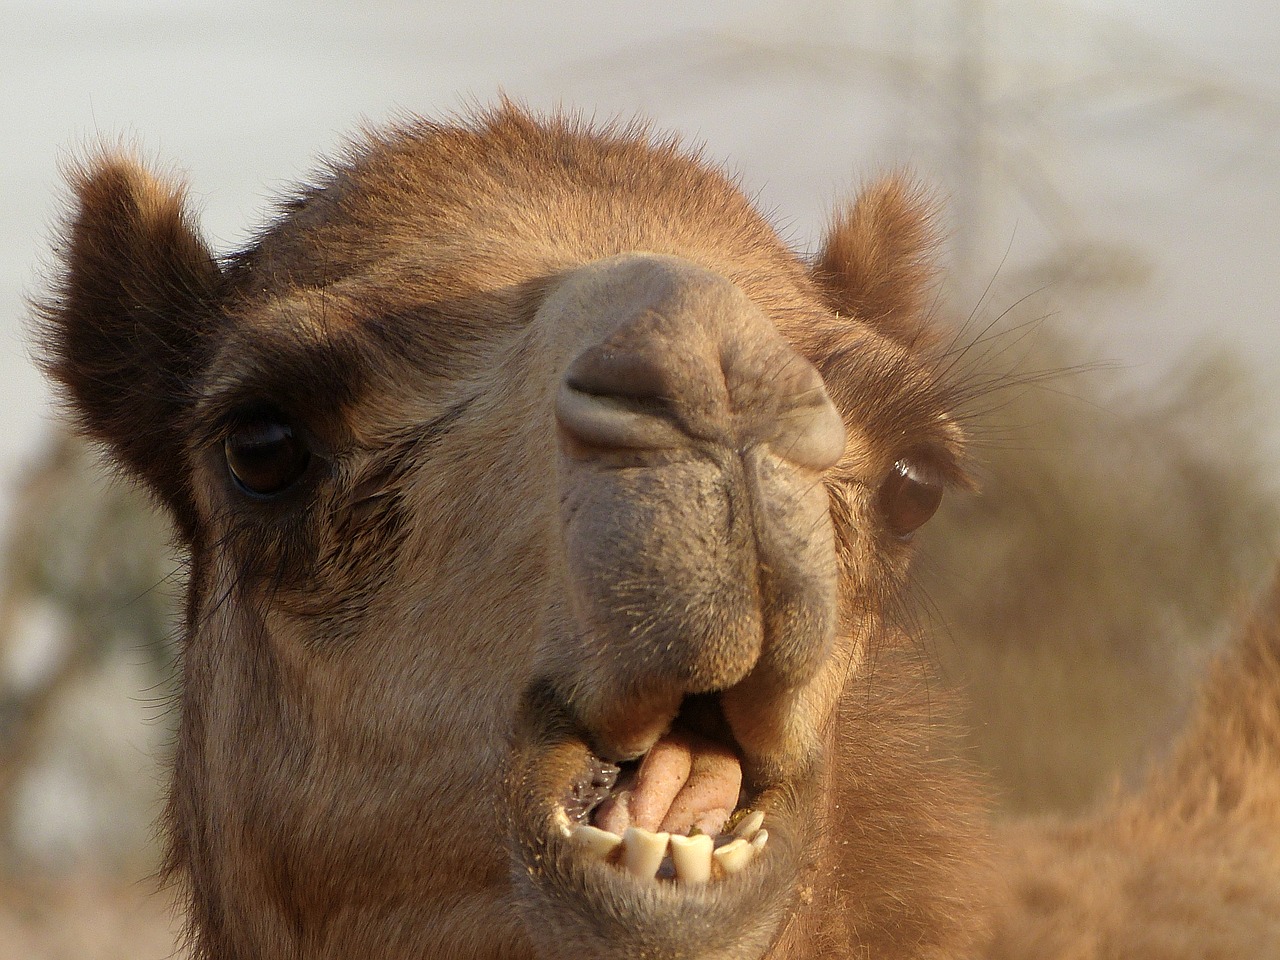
[{"xmin": 2, "ymin": 0, "xmax": 1277, "ymax": 519}]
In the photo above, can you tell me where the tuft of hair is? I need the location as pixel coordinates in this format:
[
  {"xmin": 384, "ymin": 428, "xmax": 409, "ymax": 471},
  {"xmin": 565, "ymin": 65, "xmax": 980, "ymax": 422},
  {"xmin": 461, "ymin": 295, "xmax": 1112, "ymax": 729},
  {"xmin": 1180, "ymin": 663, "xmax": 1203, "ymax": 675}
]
[
  {"xmin": 34, "ymin": 156, "xmax": 225, "ymax": 541},
  {"xmin": 811, "ymin": 176, "xmax": 943, "ymax": 351}
]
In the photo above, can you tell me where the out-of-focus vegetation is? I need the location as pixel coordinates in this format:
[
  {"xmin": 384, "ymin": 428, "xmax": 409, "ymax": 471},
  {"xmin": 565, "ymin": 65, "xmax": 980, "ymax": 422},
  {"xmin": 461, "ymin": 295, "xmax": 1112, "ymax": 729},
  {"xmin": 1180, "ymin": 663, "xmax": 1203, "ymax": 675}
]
[
  {"xmin": 0, "ymin": 436, "xmax": 179, "ymax": 871},
  {"xmin": 0, "ymin": 438, "xmax": 185, "ymax": 954},
  {"xmin": 916, "ymin": 302, "xmax": 1279, "ymax": 814}
]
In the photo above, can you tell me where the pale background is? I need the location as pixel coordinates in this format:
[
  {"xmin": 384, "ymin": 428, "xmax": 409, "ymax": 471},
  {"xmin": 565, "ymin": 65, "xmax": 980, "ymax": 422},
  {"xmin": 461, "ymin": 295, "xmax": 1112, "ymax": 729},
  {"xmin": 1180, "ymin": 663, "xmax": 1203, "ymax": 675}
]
[
  {"xmin": 2, "ymin": 0, "xmax": 1278, "ymax": 494},
  {"xmin": 0, "ymin": 0, "xmax": 1276, "ymax": 953}
]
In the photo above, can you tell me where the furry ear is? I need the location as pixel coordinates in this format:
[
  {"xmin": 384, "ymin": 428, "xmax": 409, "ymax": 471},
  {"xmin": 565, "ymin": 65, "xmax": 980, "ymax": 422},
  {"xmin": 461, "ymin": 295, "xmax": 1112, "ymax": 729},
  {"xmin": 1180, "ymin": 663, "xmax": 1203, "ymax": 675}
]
[
  {"xmin": 36, "ymin": 157, "xmax": 225, "ymax": 541},
  {"xmin": 810, "ymin": 176, "xmax": 943, "ymax": 351}
]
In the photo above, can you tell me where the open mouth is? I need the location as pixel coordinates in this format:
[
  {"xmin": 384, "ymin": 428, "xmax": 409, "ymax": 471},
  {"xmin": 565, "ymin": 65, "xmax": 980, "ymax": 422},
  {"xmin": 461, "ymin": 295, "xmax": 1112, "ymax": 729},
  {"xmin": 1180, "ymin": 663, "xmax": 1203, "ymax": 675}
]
[
  {"xmin": 507, "ymin": 670, "xmax": 820, "ymax": 957},
  {"xmin": 556, "ymin": 693, "xmax": 769, "ymax": 883}
]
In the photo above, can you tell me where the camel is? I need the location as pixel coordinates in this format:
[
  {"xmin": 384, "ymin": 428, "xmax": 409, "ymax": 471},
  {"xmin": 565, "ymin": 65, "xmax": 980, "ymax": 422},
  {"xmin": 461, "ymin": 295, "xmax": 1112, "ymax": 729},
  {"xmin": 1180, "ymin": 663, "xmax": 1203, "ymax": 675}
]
[
  {"xmin": 34, "ymin": 104, "xmax": 1280, "ymax": 958},
  {"xmin": 985, "ymin": 576, "xmax": 1280, "ymax": 957}
]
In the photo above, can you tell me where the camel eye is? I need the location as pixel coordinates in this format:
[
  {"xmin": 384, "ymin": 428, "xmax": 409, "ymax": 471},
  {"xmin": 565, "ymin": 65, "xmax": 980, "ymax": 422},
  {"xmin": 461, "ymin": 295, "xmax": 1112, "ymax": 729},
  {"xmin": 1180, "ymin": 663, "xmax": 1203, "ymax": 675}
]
[
  {"xmin": 878, "ymin": 460, "xmax": 943, "ymax": 539},
  {"xmin": 224, "ymin": 416, "xmax": 311, "ymax": 497}
]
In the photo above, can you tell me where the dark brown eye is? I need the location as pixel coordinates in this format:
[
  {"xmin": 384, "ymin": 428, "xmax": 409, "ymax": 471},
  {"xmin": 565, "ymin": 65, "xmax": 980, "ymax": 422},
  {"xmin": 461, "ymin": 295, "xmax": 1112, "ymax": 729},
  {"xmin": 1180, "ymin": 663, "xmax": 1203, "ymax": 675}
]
[
  {"xmin": 224, "ymin": 417, "xmax": 310, "ymax": 497},
  {"xmin": 878, "ymin": 460, "xmax": 944, "ymax": 539}
]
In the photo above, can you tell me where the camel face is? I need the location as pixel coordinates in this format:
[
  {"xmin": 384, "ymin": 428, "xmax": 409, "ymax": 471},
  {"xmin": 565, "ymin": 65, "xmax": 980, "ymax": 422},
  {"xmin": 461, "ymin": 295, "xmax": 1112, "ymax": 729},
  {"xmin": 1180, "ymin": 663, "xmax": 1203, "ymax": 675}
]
[{"xmin": 39, "ymin": 107, "xmax": 975, "ymax": 958}]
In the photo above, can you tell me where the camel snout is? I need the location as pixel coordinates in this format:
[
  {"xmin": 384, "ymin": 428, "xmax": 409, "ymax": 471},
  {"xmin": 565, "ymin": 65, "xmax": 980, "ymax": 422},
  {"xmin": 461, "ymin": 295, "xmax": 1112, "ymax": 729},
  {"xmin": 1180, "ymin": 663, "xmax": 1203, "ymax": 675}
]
[
  {"xmin": 553, "ymin": 255, "xmax": 846, "ymax": 470},
  {"xmin": 544, "ymin": 255, "xmax": 843, "ymax": 768}
]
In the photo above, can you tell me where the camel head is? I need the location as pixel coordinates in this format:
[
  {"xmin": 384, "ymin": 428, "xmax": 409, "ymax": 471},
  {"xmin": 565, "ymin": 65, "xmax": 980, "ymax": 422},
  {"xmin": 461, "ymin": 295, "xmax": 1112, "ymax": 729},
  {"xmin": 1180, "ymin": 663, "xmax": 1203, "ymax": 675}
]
[{"xmin": 38, "ymin": 107, "xmax": 982, "ymax": 959}]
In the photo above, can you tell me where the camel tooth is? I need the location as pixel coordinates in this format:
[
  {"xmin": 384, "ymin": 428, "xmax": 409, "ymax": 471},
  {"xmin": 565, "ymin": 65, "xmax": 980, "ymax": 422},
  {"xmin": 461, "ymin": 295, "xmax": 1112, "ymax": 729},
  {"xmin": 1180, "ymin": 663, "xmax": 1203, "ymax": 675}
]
[
  {"xmin": 713, "ymin": 837, "xmax": 753, "ymax": 875},
  {"xmin": 622, "ymin": 827, "xmax": 670, "ymax": 879},
  {"xmin": 731, "ymin": 810, "xmax": 765, "ymax": 840},
  {"xmin": 570, "ymin": 824, "xmax": 623, "ymax": 860},
  {"xmin": 750, "ymin": 829, "xmax": 768, "ymax": 853},
  {"xmin": 669, "ymin": 833, "xmax": 714, "ymax": 884}
]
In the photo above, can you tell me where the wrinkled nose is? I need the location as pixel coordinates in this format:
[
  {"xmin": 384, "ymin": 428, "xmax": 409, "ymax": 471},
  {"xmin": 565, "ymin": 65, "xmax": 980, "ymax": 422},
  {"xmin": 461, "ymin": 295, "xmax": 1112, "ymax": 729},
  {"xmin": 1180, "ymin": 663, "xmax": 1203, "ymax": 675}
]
[
  {"xmin": 542, "ymin": 255, "xmax": 843, "ymax": 763},
  {"xmin": 555, "ymin": 258, "xmax": 845, "ymax": 469}
]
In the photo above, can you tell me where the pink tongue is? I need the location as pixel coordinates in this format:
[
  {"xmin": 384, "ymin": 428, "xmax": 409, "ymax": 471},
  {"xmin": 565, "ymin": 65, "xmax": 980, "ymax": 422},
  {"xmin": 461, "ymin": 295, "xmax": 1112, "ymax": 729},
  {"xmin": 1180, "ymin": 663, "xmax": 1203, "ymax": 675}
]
[{"xmin": 593, "ymin": 730, "xmax": 742, "ymax": 836}]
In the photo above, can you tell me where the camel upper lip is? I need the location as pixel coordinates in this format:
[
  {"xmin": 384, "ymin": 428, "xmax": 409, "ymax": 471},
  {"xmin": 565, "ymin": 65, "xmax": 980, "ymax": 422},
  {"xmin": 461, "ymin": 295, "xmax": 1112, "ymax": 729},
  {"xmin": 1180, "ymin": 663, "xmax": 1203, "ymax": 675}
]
[{"xmin": 561, "ymin": 694, "xmax": 750, "ymax": 830}]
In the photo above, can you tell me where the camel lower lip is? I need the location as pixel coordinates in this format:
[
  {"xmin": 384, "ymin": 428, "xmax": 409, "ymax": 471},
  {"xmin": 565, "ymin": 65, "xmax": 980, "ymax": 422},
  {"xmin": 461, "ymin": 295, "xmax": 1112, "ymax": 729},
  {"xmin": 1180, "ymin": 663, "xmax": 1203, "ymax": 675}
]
[{"xmin": 509, "ymin": 685, "xmax": 816, "ymax": 959}]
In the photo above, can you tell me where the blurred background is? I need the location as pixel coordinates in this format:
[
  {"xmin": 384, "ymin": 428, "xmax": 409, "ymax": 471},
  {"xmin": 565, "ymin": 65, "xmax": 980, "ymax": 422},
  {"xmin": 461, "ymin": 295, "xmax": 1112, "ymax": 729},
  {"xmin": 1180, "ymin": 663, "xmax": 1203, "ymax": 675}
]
[{"xmin": 1, "ymin": 0, "xmax": 1277, "ymax": 955}]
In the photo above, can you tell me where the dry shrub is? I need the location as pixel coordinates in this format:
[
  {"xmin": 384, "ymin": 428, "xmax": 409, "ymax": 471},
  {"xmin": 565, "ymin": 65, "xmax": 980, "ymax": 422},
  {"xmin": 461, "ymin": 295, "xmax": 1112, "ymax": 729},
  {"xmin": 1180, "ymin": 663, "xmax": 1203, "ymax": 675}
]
[{"xmin": 917, "ymin": 323, "xmax": 1280, "ymax": 814}]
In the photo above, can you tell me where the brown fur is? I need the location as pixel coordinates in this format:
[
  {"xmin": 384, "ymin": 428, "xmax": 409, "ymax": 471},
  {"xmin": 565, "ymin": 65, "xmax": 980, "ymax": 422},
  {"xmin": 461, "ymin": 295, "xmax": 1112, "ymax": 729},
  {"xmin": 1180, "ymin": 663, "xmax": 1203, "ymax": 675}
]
[
  {"xmin": 39, "ymin": 161, "xmax": 226, "ymax": 541},
  {"xmin": 811, "ymin": 178, "xmax": 944, "ymax": 352},
  {"xmin": 34, "ymin": 104, "xmax": 1278, "ymax": 959}
]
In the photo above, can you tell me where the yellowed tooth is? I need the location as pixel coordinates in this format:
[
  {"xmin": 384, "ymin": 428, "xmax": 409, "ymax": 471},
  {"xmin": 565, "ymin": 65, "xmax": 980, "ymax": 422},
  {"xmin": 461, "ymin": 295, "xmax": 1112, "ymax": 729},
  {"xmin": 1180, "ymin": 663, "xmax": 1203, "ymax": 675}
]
[
  {"xmin": 571, "ymin": 824, "xmax": 623, "ymax": 860},
  {"xmin": 713, "ymin": 837, "xmax": 753, "ymax": 875},
  {"xmin": 731, "ymin": 810, "xmax": 765, "ymax": 840},
  {"xmin": 669, "ymin": 833, "xmax": 714, "ymax": 884},
  {"xmin": 750, "ymin": 829, "xmax": 768, "ymax": 854},
  {"xmin": 622, "ymin": 827, "xmax": 670, "ymax": 879}
]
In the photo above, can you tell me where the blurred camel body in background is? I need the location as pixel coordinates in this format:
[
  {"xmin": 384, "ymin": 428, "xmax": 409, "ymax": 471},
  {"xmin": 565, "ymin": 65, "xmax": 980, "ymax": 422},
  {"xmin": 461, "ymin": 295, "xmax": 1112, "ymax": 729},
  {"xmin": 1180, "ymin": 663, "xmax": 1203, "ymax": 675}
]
[
  {"xmin": 31, "ymin": 104, "xmax": 1280, "ymax": 958},
  {"xmin": 989, "ymin": 579, "xmax": 1280, "ymax": 956}
]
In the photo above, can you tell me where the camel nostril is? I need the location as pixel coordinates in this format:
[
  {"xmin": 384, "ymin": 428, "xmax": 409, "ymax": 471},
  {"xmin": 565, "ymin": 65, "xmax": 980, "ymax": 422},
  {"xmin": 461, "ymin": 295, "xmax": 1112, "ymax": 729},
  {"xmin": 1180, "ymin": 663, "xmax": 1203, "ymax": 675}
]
[
  {"xmin": 768, "ymin": 390, "xmax": 846, "ymax": 471},
  {"xmin": 564, "ymin": 345, "xmax": 674, "ymax": 405},
  {"xmin": 552, "ymin": 256, "xmax": 846, "ymax": 467},
  {"xmin": 556, "ymin": 345, "xmax": 846, "ymax": 465},
  {"xmin": 557, "ymin": 347, "xmax": 690, "ymax": 451},
  {"xmin": 556, "ymin": 381, "xmax": 689, "ymax": 450}
]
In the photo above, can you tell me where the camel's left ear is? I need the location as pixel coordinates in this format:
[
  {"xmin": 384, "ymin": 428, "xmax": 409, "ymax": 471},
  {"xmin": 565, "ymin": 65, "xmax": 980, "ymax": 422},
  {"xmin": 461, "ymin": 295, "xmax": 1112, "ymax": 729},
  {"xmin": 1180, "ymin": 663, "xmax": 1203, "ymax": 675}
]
[{"xmin": 810, "ymin": 176, "xmax": 943, "ymax": 351}]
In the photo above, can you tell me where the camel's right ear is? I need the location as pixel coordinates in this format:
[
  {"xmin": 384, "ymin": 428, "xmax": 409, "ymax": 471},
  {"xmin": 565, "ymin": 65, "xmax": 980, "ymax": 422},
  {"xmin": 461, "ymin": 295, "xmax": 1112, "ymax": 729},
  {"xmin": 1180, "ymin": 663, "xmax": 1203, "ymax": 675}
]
[{"xmin": 37, "ymin": 157, "xmax": 225, "ymax": 541}]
